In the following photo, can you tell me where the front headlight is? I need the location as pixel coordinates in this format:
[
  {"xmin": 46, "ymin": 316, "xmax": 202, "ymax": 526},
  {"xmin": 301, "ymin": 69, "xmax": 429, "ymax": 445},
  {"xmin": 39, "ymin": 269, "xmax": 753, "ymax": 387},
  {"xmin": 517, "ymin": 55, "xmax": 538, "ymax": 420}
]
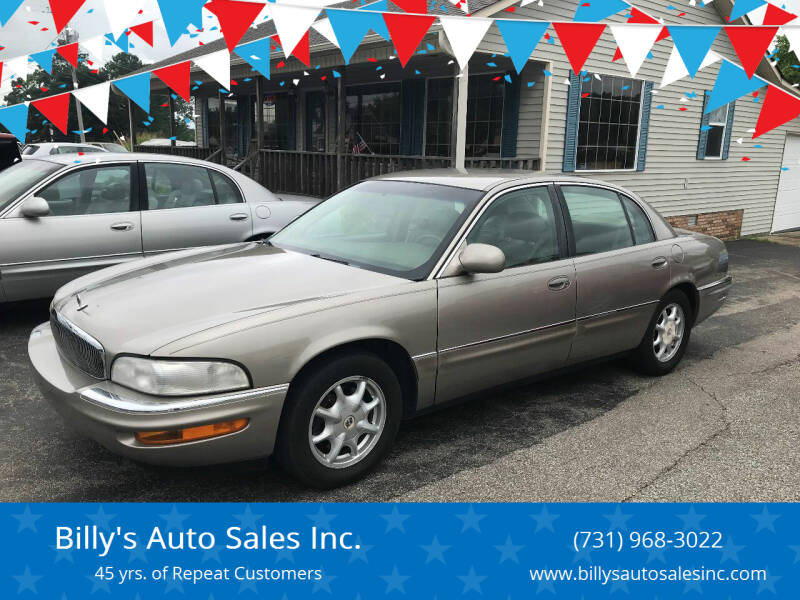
[{"xmin": 111, "ymin": 356, "xmax": 250, "ymax": 396}]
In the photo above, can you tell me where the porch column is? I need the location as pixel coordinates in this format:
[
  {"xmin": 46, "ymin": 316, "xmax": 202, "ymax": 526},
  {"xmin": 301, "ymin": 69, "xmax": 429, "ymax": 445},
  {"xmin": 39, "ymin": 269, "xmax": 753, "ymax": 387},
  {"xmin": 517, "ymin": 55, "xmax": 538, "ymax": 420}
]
[
  {"xmin": 218, "ymin": 91, "xmax": 227, "ymax": 164},
  {"xmin": 454, "ymin": 65, "xmax": 469, "ymax": 171},
  {"xmin": 169, "ymin": 95, "xmax": 176, "ymax": 147},
  {"xmin": 255, "ymin": 76, "xmax": 265, "ymax": 183},
  {"xmin": 127, "ymin": 98, "xmax": 137, "ymax": 149},
  {"xmin": 336, "ymin": 67, "xmax": 346, "ymax": 191}
]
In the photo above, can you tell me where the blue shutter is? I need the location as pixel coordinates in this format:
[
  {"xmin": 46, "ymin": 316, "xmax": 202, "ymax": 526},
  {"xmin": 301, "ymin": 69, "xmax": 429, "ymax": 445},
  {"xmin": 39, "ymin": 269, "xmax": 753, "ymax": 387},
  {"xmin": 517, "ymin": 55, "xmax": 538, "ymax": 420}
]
[
  {"xmin": 563, "ymin": 70, "xmax": 581, "ymax": 172},
  {"xmin": 400, "ymin": 79, "xmax": 425, "ymax": 156},
  {"xmin": 501, "ymin": 72, "xmax": 520, "ymax": 158},
  {"xmin": 697, "ymin": 92, "xmax": 711, "ymax": 160},
  {"xmin": 636, "ymin": 81, "xmax": 654, "ymax": 172},
  {"xmin": 721, "ymin": 99, "xmax": 736, "ymax": 160}
]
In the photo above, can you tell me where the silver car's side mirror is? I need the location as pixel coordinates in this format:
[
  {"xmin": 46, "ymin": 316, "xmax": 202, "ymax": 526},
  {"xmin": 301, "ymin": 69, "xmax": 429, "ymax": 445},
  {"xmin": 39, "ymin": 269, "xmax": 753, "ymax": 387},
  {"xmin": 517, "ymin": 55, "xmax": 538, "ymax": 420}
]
[
  {"xmin": 459, "ymin": 243, "xmax": 506, "ymax": 274},
  {"xmin": 20, "ymin": 196, "xmax": 50, "ymax": 218}
]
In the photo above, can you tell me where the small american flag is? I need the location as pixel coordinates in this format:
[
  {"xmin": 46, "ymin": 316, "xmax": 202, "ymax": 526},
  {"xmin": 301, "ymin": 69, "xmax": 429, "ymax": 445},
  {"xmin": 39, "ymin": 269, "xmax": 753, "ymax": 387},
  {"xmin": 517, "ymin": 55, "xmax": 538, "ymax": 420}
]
[{"xmin": 352, "ymin": 132, "xmax": 370, "ymax": 155}]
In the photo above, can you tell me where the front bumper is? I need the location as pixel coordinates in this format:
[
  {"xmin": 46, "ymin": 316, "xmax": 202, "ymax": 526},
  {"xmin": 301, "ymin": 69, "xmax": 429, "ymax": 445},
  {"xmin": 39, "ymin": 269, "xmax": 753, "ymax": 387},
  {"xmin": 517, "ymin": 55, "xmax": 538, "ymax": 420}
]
[
  {"xmin": 695, "ymin": 275, "xmax": 733, "ymax": 325},
  {"xmin": 28, "ymin": 323, "xmax": 288, "ymax": 467}
]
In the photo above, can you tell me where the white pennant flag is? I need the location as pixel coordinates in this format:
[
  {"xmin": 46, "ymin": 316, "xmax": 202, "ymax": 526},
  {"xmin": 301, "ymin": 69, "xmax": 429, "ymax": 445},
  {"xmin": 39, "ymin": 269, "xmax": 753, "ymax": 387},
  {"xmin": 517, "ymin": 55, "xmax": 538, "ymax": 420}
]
[
  {"xmin": 194, "ymin": 50, "xmax": 231, "ymax": 89},
  {"xmin": 312, "ymin": 18, "xmax": 339, "ymax": 48},
  {"xmin": 103, "ymin": 0, "xmax": 143, "ymax": 39},
  {"xmin": 5, "ymin": 56, "xmax": 30, "ymax": 82},
  {"xmin": 440, "ymin": 16, "xmax": 492, "ymax": 72},
  {"xmin": 81, "ymin": 36, "xmax": 108, "ymax": 66},
  {"xmin": 660, "ymin": 43, "xmax": 721, "ymax": 88},
  {"xmin": 610, "ymin": 24, "xmax": 661, "ymax": 78},
  {"xmin": 784, "ymin": 27, "xmax": 800, "ymax": 58},
  {"xmin": 268, "ymin": 4, "xmax": 320, "ymax": 58},
  {"xmin": 73, "ymin": 82, "xmax": 111, "ymax": 125}
]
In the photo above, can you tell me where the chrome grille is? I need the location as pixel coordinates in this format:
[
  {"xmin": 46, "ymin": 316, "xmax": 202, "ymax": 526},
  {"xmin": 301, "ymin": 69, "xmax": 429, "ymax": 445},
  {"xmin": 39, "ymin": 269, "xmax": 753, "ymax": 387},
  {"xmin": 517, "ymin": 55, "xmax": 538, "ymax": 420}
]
[{"xmin": 49, "ymin": 311, "xmax": 106, "ymax": 379}]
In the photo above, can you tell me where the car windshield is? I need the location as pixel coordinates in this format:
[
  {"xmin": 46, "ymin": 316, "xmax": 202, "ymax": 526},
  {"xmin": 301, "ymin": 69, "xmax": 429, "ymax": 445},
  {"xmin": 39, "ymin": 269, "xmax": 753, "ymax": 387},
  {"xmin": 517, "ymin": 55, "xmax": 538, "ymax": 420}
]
[
  {"xmin": 0, "ymin": 159, "xmax": 61, "ymax": 212},
  {"xmin": 270, "ymin": 180, "xmax": 483, "ymax": 279}
]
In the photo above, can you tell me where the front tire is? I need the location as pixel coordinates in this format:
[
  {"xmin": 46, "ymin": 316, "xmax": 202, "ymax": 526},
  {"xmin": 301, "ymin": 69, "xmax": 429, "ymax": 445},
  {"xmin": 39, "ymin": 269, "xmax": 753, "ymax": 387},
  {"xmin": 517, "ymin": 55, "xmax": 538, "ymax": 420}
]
[
  {"xmin": 632, "ymin": 289, "xmax": 692, "ymax": 376},
  {"xmin": 275, "ymin": 353, "xmax": 402, "ymax": 488}
]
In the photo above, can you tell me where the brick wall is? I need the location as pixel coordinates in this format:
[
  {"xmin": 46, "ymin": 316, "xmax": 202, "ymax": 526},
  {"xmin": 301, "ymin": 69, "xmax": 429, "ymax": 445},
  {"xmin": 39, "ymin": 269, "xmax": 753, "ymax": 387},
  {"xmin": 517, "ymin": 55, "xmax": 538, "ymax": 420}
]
[{"xmin": 665, "ymin": 209, "xmax": 744, "ymax": 241}]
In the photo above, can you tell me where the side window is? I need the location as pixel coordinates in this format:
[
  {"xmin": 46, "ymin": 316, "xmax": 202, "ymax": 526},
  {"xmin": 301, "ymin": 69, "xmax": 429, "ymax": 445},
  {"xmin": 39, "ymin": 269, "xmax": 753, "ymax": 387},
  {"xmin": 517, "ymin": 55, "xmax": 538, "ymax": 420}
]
[
  {"xmin": 620, "ymin": 195, "xmax": 655, "ymax": 244},
  {"xmin": 698, "ymin": 94, "xmax": 734, "ymax": 160},
  {"xmin": 561, "ymin": 185, "xmax": 633, "ymax": 255},
  {"xmin": 209, "ymin": 170, "xmax": 243, "ymax": 204},
  {"xmin": 466, "ymin": 187, "xmax": 560, "ymax": 269},
  {"xmin": 22, "ymin": 145, "xmax": 39, "ymax": 156},
  {"xmin": 144, "ymin": 163, "xmax": 215, "ymax": 210},
  {"xmin": 38, "ymin": 166, "xmax": 132, "ymax": 216}
]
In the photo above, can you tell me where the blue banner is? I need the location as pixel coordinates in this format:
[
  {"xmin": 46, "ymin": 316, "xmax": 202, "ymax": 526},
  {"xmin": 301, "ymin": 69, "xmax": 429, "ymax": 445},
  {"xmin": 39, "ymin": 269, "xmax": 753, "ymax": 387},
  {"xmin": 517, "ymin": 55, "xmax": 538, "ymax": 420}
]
[{"xmin": 2, "ymin": 503, "xmax": 794, "ymax": 597}]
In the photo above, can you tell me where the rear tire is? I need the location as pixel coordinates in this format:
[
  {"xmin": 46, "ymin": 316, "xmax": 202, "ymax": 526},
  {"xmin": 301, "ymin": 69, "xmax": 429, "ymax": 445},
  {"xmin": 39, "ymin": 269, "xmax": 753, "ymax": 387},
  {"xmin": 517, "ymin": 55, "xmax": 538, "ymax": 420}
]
[
  {"xmin": 275, "ymin": 353, "xmax": 402, "ymax": 489},
  {"xmin": 632, "ymin": 289, "xmax": 693, "ymax": 376}
]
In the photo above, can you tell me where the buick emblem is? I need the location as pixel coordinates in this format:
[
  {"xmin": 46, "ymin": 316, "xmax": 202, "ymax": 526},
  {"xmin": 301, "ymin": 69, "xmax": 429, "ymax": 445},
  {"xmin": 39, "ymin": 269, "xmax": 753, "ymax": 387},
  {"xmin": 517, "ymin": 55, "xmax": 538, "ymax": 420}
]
[{"xmin": 343, "ymin": 415, "xmax": 356, "ymax": 430}]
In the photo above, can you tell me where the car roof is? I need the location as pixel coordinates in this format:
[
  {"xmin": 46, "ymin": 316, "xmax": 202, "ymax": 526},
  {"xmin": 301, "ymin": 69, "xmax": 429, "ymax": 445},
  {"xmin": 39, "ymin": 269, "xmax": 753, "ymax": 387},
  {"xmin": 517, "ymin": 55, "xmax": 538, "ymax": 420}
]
[
  {"xmin": 372, "ymin": 169, "xmax": 615, "ymax": 192},
  {"xmin": 35, "ymin": 152, "xmax": 212, "ymax": 166}
]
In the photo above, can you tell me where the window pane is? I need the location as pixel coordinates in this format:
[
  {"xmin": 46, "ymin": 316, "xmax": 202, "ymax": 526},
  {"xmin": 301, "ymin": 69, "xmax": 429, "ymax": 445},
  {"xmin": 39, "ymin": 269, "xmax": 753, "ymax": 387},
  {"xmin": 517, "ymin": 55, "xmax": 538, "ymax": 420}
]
[
  {"xmin": 144, "ymin": 163, "xmax": 215, "ymax": 210},
  {"xmin": 576, "ymin": 74, "xmax": 642, "ymax": 171},
  {"xmin": 707, "ymin": 104, "xmax": 727, "ymax": 125},
  {"xmin": 705, "ymin": 125, "xmax": 724, "ymax": 158},
  {"xmin": 467, "ymin": 187, "xmax": 560, "ymax": 268},
  {"xmin": 346, "ymin": 83, "xmax": 401, "ymax": 155},
  {"xmin": 424, "ymin": 78, "xmax": 453, "ymax": 157},
  {"xmin": 39, "ymin": 166, "xmax": 131, "ymax": 216},
  {"xmin": 209, "ymin": 170, "xmax": 242, "ymax": 204},
  {"xmin": 621, "ymin": 195, "xmax": 655, "ymax": 244},
  {"xmin": 561, "ymin": 185, "xmax": 634, "ymax": 255},
  {"xmin": 466, "ymin": 73, "xmax": 505, "ymax": 158},
  {"xmin": 305, "ymin": 91, "xmax": 326, "ymax": 152}
]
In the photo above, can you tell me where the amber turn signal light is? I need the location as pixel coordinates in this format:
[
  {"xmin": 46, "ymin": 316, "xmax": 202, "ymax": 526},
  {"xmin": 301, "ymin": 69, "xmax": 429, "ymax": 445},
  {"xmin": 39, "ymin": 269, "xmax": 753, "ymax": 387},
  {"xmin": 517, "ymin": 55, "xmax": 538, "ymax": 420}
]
[{"xmin": 135, "ymin": 419, "xmax": 249, "ymax": 445}]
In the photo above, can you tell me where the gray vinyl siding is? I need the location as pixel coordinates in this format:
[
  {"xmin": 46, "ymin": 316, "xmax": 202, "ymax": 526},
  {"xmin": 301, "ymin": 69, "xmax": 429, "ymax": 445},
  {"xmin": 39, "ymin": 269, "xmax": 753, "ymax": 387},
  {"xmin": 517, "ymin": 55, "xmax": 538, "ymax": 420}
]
[
  {"xmin": 516, "ymin": 61, "xmax": 546, "ymax": 159},
  {"xmin": 478, "ymin": 0, "xmax": 791, "ymax": 235}
]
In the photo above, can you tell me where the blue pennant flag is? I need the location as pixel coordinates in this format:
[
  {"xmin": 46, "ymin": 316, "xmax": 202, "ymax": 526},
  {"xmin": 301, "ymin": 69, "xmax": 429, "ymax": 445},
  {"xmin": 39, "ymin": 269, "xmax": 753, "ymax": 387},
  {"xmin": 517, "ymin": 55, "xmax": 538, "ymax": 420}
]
[
  {"xmin": 668, "ymin": 26, "xmax": 720, "ymax": 79},
  {"xmin": 327, "ymin": 9, "xmax": 385, "ymax": 64},
  {"xmin": 706, "ymin": 60, "xmax": 766, "ymax": 114},
  {"xmin": 29, "ymin": 48, "xmax": 57, "ymax": 74},
  {"xmin": 156, "ymin": 0, "xmax": 208, "ymax": 46},
  {"xmin": 105, "ymin": 32, "xmax": 129, "ymax": 53},
  {"xmin": 0, "ymin": 103, "xmax": 29, "ymax": 142},
  {"xmin": 496, "ymin": 20, "xmax": 549, "ymax": 75},
  {"xmin": 115, "ymin": 72, "xmax": 152, "ymax": 114},
  {"xmin": 234, "ymin": 38, "xmax": 271, "ymax": 80},
  {"xmin": 0, "ymin": 0, "xmax": 24, "ymax": 26},
  {"xmin": 574, "ymin": 0, "xmax": 628, "ymax": 22},
  {"xmin": 357, "ymin": 0, "xmax": 390, "ymax": 41},
  {"xmin": 729, "ymin": 0, "xmax": 767, "ymax": 21}
]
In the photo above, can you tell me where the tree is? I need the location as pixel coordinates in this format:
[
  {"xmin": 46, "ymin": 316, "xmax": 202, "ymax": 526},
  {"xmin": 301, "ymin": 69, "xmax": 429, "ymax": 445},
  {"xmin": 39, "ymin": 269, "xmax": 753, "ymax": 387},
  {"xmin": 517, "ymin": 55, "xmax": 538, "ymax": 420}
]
[
  {"xmin": 773, "ymin": 35, "xmax": 800, "ymax": 86},
  {"xmin": 3, "ymin": 51, "xmax": 194, "ymax": 145}
]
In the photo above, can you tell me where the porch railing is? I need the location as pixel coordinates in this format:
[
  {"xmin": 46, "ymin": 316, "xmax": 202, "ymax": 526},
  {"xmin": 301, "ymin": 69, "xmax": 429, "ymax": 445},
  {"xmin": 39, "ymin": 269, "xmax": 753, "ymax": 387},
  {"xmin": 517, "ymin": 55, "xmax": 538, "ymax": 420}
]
[{"xmin": 133, "ymin": 145, "xmax": 223, "ymax": 163}]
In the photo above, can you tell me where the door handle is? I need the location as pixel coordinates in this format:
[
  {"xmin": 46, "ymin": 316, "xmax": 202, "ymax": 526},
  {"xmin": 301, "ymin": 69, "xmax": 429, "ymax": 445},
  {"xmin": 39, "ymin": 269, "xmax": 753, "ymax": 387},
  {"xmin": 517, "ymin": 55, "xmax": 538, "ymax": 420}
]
[
  {"xmin": 651, "ymin": 256, "xmax": 668, "ymax": 269},
  {"xmin": 229, "ymin": 213, "xmax": 249, "ymax": 221},
  {"xmin": 110, "ymin": 222, "xmax": 134, "ymax": 231},
  {"xmin": 547, "ymin": 276, "xmax": 571, "ymax": 291}
]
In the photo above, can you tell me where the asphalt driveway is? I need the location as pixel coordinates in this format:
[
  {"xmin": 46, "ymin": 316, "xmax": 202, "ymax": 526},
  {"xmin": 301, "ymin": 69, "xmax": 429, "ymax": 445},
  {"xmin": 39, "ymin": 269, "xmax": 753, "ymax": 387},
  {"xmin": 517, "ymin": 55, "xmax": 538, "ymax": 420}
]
[{"xmin": 1, "ymin": 239, "xmax": 799, "ymax": 502}]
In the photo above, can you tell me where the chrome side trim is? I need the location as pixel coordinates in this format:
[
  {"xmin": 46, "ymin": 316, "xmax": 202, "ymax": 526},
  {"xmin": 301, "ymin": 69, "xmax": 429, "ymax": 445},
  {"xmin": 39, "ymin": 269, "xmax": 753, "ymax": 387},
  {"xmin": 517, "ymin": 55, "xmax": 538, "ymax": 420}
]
[
  {"xmin": 697, "ymin": 275, "xmax": 732, "ymax": 292},
  {"xmin": 576, "ymin": 299, "xmax": 658, "ymax": 322},
  {"xmin": 2, "ymin": 251, "xmax": 142, "ymax": 268},
  {"xmin": 411, "ymin": 351, "xmax": 437, "ymax": 361},
  {"xmin": 440, "ymin": 319, "xmax": 575, "ymax": 354},
  {"xmin": 79, "ymin": 383, "xmax": 290, "ymax": 414}
]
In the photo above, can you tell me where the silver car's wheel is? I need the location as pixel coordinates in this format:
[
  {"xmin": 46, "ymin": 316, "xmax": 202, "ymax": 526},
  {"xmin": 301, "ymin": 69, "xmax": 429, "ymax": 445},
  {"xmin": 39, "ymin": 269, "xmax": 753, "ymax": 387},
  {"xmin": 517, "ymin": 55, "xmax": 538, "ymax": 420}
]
[
  {"xmin": 308, "ymin": 376, "xmax": 387, "ymax": 469},
  {"xmin": 653, "ymin": 303, "xmax": 685, "ymax": 363}
]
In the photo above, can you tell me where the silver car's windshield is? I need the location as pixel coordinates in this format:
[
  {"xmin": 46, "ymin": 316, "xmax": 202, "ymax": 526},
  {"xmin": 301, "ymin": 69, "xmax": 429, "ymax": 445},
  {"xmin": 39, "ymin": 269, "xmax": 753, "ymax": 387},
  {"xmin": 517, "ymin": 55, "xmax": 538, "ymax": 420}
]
[
  {"xmin": 270, "ymin": 180, "xmax": 483, "ymax": 279},
  {"xmin": 0, "ymin": 159, "xmax": 61, "ymax": 212}
]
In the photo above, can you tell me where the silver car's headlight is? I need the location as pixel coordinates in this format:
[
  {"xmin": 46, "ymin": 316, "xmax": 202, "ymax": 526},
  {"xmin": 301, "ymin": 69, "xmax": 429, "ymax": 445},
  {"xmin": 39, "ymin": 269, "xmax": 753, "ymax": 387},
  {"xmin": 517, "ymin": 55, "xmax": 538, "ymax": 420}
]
[{"xmin": 111, "ymin": 356, "xmax": 250, "ymax": 396}]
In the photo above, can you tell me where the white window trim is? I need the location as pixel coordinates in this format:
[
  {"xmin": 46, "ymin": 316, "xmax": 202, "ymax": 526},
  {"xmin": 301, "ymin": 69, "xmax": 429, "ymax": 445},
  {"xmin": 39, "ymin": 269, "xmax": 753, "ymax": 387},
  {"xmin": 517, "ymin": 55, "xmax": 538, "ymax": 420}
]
[
  {"xmin": 574, "ymin": 74, "xmax": 644, "ymax": 173},
  {"xmin": 702, "ymin": 103, "xmax": 729, "ymax": 161}
]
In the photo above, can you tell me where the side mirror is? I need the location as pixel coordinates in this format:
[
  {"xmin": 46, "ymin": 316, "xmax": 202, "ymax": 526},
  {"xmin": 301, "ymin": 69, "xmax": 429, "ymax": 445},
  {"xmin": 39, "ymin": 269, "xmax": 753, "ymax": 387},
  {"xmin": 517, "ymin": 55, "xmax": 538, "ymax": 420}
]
[
  {"xmin": 459, "ymin": 243, "xmax": 506, "ymax": 274},
  {"xmin": 20, "ymin": 196, "xmax": 50, "ymax": 218}
]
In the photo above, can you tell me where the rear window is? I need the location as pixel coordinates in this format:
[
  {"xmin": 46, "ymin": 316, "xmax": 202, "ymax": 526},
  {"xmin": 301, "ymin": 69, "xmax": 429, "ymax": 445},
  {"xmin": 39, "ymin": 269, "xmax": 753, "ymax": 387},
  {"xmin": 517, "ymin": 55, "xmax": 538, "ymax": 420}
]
[
  {"xmin": 0, "ymin": 159, "xmax": 62, "ymax": 212},
  {"xmin": 22, "ymin": 145, "xmax": 40, "ymax": 156}
]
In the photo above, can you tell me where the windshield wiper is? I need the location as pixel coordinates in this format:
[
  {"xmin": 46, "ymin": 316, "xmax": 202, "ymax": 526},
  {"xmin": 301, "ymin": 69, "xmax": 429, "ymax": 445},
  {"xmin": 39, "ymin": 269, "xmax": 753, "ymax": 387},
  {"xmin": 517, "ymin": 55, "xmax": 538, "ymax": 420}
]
[{"xmin": 310, "ymin": 253, "xmax": 350, "ymax": 266}]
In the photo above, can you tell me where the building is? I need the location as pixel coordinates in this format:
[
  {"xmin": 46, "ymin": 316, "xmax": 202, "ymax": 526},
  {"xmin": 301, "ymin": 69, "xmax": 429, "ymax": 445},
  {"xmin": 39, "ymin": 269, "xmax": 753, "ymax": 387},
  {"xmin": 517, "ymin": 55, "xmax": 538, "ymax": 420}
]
[{"xmin": 138, "ymin": 0, "xmax": 800, "ymax": 238}]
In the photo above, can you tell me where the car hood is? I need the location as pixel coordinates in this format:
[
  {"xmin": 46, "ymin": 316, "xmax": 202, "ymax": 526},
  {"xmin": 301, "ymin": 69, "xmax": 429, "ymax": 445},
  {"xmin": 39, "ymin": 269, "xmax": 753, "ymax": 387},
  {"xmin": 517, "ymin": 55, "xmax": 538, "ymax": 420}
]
[{"xmin": 53, "ymin": 243, "xmax": 403, "ymax": 356}]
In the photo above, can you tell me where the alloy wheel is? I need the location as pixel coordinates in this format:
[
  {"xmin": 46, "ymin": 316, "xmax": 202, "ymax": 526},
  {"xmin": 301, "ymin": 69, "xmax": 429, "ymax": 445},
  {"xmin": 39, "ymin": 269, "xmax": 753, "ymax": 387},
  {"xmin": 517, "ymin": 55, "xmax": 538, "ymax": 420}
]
[{"xmin": 653, "ymin": 302, "xmax": 685, "ymax": 363}]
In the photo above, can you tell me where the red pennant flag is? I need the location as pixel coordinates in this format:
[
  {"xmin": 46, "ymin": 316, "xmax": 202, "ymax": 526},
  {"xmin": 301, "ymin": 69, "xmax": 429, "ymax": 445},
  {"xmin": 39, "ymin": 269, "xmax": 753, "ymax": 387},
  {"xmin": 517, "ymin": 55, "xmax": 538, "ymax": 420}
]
[
  {"xmin": 292, "ymin": 30, "xmax": 310, "ymax": 67},
  {"xmin": 754, "ymin": 86, "xmax": 800, "ymax": 138},
  {"xmin": 48, "ymin": 0, "xmax": 87, "ymax": 34},
  {"xmin": 384, "ymin": 13, "xmax": 436, "ymax": 67},
  {"xmin": 33, "ymin": 94, "xmax": 71, "ymax": 135},
  {"xmin": 725, "ymin": 26, "xmax": 778, "ymax": 79},
  {"xmin": 612, "ymin": 48, "xmax": 623, "ymax": 61},
  {"xmin": 553, "ymin": 23, "xmax": 606, "ymax": 75},
  {"xmin": 205, "ymin": 0, "xmax": 267, "ymax": 53},
  {"xmin": 129, "ymin": 21, "xmax": 154, "ymax": 47},
  {"xmin": 0, "ymin": 62, "xmax": 3, "ymax": 84},
  {"xmin": 57, "ymin": 42, "xmax": 79, "ymax": 68},
  {"xmin": 763, "ymin": 3, "xmax": 797, "ymax": 26},
  {"xmin": 393, "ymin": 0, "xmax": 427, "ymax": 13},
  {"xmin": 153, "ymin": 61, "xmax": 192, "ymax": 102}
]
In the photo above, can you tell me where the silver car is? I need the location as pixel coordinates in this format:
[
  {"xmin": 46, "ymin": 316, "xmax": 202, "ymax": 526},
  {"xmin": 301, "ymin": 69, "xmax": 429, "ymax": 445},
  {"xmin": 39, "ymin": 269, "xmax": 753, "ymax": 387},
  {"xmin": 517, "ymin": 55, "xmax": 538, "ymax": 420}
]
[
  {"xmin": 0, "ymin": 154, "xmax": 317, "ymax": 302},
  {"xmin": 29, "ymin": 172, "xmax": 732, "ymax": 488}
]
